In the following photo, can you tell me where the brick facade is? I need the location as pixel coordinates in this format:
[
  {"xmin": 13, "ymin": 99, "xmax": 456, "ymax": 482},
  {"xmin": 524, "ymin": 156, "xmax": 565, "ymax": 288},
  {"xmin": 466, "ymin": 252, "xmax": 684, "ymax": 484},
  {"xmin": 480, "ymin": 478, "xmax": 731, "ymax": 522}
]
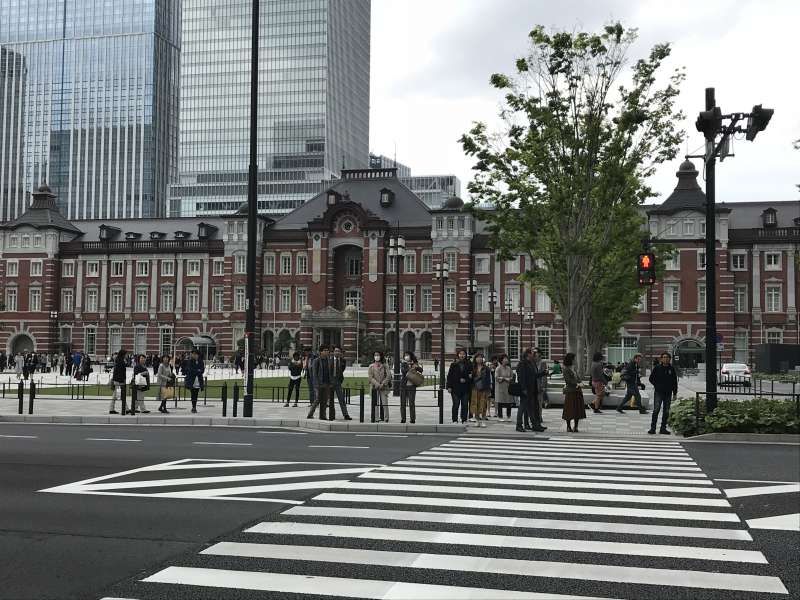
[{"xmin": 1, "ymin": 168, "xmax": 798, "ymax": 367}]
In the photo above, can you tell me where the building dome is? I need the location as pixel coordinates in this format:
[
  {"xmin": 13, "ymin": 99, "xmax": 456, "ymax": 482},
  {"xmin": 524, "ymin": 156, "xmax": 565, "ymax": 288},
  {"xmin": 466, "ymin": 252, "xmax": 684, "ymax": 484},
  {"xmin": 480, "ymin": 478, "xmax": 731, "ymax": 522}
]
[
  {"xmin": 36, "ymin": 182, "xmax": 53, "ymax": 195},
  {"xmin": 442, "ymin": 194, "xmax": 464, "ymax": 210}
]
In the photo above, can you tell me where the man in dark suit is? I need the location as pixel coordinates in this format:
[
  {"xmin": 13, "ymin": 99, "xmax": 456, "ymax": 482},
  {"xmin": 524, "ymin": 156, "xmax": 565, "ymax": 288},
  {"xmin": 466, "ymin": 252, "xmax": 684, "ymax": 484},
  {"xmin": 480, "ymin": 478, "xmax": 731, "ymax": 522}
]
[
  {"xmin": 330, "ymin": 345, "xmax": 352, "ymax": 420},
  {"xmin": 307, "ymin": 345, "xmax": 333, "ymax": 420}
]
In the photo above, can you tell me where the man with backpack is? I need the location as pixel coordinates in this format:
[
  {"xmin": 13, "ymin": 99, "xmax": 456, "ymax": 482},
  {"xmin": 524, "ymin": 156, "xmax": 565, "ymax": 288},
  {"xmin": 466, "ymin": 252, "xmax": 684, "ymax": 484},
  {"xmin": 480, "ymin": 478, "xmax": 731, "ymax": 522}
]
[{"xmin": 615, "ymin": 353, "xmax": 648, "ymax": 414}]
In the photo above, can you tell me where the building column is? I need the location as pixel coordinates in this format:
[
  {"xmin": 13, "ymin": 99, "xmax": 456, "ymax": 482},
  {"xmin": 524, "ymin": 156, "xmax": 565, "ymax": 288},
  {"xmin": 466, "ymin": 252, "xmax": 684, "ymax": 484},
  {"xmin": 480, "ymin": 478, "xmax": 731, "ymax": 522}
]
[
  {"xmin": 787, "ymin": 248, "xmax": 796, "ymax": 323},
  {"xmin": 124, "ymin": 259, "xmax": 133, "ymax": 318},
  {"xmin": 175, "ymin": 258, "xmax": 183, "ymax": 319},
  {"xmin": 751, "ymin": 249, "xmax": 761, "ymax": 323},
  {"xmin": 149, "ymin": 258, "xmax": 157, "ymax": 319},
  {"xmin": 201, "ymin": 257, "xmax": 210, "ymax": 319}
]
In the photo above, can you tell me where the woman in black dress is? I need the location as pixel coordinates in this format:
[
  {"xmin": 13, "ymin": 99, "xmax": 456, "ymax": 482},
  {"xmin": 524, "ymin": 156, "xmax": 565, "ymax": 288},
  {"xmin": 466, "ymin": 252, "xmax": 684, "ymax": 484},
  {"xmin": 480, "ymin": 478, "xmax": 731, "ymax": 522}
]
[{"xmin": 561, "ymin": 352, "xmax": 586, "ymax": 432}]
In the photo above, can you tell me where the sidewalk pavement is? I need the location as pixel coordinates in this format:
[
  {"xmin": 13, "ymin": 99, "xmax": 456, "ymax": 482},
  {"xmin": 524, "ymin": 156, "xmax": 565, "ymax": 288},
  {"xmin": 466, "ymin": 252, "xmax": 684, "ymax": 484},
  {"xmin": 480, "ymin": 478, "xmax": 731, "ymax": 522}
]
[{"xmin": 1, "ymin": 387, "xmax": 661, "ymax": 437}]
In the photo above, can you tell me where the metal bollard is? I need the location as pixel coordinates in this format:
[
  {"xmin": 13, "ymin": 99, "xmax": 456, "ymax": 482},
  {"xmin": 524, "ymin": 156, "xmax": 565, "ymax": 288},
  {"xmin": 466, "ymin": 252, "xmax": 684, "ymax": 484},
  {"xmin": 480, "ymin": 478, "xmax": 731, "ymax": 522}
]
[
  {"xmin": 370, "ymin": 388, "xmax": 376, "ymax": 423},
  {"xmin": 203, "ymin": 384, "xmax": 208, "ymax": 406},
  {"xmin": 438, "ymin": 387, "xmax": 444, "ymax": 424},
  {"xmin": 18, "ymin": 380, "xmax": 24, "ymax": 414},
  {"xmin": 221, "ymin": 381, "xmax": 228, "ymax": 417},
  {"xmin": 359, "ymin": 386, "xmax": 365, "ymax": 423},
  {"xmin": 130, "ymin": 385, "xmax": 137, "ymax": 416},
  {"xmin": 28, "ymin": 379, "xmax": 35, "ymax": 415},
  {"xmin": 233, "ymin": 382, "xmax": 239, "ymax": 417}
]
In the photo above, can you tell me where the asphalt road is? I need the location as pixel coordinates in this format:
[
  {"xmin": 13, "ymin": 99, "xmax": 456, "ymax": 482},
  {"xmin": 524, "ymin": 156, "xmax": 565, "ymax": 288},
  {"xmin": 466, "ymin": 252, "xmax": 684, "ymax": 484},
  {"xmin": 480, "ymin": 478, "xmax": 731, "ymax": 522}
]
[
  {"xmin": 2, "ymin": 423, "xmax": 797, "ymax": 600},
  {"xmin": 0, "ymin": 422, "xmax": 453, "ymax": 600}
]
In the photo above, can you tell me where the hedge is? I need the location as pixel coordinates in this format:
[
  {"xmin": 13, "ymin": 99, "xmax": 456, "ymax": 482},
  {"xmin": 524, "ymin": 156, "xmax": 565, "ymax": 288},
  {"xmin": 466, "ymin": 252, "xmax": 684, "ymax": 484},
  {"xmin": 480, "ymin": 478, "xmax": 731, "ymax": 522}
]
[{"xmin": 669, "ymin": 397, "xmax": 800, "ymax": 437}]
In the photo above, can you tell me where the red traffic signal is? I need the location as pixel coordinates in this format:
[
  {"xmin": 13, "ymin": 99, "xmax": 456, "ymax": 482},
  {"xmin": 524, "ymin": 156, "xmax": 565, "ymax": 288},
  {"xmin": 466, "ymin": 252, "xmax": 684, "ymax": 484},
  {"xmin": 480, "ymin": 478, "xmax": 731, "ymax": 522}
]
[{"xmin": 638, "ymin": 253, "xmax": 656, "ymax": 286}]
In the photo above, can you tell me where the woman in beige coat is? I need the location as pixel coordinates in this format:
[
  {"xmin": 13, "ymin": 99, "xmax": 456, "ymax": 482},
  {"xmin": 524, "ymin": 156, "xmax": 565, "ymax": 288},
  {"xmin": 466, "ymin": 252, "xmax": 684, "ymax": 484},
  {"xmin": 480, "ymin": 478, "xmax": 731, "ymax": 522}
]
[{"xmin": 368, "ymin": 351, "xmax": 392, "ymax": 421}]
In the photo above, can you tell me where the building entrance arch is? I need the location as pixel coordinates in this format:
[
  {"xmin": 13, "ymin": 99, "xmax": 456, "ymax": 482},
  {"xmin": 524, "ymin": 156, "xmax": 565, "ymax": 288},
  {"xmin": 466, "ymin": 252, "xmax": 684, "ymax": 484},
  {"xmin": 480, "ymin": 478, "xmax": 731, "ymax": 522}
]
[
  {"xmin": 673, "ymin": 337, "xmax": 705, "ymax": 369},
  {"xmin": 9, "ymin": 334, "xmax": 34, "ymax": 355}
]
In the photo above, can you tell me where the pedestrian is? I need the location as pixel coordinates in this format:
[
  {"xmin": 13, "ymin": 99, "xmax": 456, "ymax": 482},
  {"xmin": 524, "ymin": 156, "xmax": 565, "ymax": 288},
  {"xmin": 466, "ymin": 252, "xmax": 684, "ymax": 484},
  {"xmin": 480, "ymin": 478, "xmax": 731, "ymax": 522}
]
[
  {"xmin": 616, "ymin": 354, "xmax": 648, "ymax": 414},
  {"xmin": 446, "ymin": 349, "xmax": 472, "ymax": 424},
  {"xmin": 72, "ymin": 352, "xmax": 82, "ymax": 380},
  {"xmin": 80, "ymin": 353, "xmax": 93, "ymax": 382},
  {"xmin": 533, "ymin": 348, "xmax": 549, "ymax": 412},
  {"xmin": 494, "ymin": 354, "xmax": 514, "ymax": 422},
  {"xmin": 184, "ymin": 349, "xmax": 205, "ymax": 413},
  {"xmin": 304, "ymin": 349, "xmax": 317, "ymax": 407},
  {"xmin": 307, "ymin": 345, "xmax": 333, "ymax": 420},
  {"xmin": 470, "ymin": 353, "xmax": 491, "ymax": 427},
  {"xmin": 516, "ymin": 349, "xmax": 546, "ymax": 432},
  {"xmin": 156, "ymin": 355, "xmax": 176, "ymax": 414},
  {"xmin": 330, "ymin": 345, "xmax": 352, "ymax": 420},
  {"xmin": 14, "ymin": 353, "xmax": 24, "ymax": 379},
  {"xmin": 368, "ymin": 351, "xmax": 391, "ymax": 422},
  {"xmin": 109, "ymin": 350, "xmax": 128, "ymax": 415},
  {"xmin": 550, "ymin": 360, "xmax": 562, "ymax": 375},
  {"xmin": 57, "ymin": 352, "xmax": 65, "ymax": 376},
  {"xmin": 590, "ymin": 352, "xmax": 606, "ymax": 414},
  {"xmin": 285, "ymin": 352, "xmax": 303, "ymax": 407},
  {"xmin": 648, "ymin": 352, "xmax": 678, "ymax": 435},
  {"xmin": 400, "ymin": 351, "xmax": 423, "ymax": 424},
  {"xmin": 130, "ymin": 354, "xmax": 150, "ymax": 414},
  {"xmin": 561, "ymin": 352, "xmax": 586, "ymax": 432},
  {"xmin": 0, "ymin": 351, "xmax": 6, "ymax": 373}
]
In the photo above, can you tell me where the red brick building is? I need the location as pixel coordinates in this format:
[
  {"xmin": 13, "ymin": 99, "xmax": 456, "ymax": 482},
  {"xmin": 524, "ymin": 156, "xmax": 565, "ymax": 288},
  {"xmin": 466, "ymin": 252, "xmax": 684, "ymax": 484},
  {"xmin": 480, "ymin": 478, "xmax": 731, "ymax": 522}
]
[{"xmin": 1, "ymin": 164, "xmax": 797, "ymax": 367}]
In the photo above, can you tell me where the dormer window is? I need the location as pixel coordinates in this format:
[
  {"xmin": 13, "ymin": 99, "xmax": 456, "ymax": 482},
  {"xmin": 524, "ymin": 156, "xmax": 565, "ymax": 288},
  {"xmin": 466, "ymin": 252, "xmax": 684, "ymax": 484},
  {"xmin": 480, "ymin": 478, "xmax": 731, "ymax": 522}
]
[
  {"xmin": 762, "ymin": 208, "xmax": 777, "ymax": 228},
  {"xmin": 150, "ymin": 231, "xmax": 165, "ymax": 240},
  {"xmin": 175, "ymin": 230, "xmax": 190, "ymax": 240},
  {"xmin": 125, "ymin": 232, "xmax": 142, "ymax": 240},
  {"xmin": 379, "ymin": 188, "xmax": 394, "ymax": 207},
  {"xmin": 198, "ymin": 222, "xmax": 217, "ymax": 239},
  {"xmin": 327, "ymin": 190, "xmax": 339, "ymax": 206}
]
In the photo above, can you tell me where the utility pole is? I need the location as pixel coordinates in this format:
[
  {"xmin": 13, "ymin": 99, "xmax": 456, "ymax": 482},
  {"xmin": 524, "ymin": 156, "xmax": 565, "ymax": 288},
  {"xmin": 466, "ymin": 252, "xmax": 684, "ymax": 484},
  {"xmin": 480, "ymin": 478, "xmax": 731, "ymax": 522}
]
[{"xmin": 243, "ymin": 0, "xmax": 259, "ymax": 418}]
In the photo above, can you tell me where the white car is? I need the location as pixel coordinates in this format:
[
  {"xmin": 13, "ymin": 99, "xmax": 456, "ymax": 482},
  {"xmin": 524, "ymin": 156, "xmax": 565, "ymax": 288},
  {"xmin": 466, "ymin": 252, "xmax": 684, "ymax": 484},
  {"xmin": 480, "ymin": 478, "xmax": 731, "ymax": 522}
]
[{"xmin": 720, "ymin": 363, "xmax": 751, "ymax": 387}]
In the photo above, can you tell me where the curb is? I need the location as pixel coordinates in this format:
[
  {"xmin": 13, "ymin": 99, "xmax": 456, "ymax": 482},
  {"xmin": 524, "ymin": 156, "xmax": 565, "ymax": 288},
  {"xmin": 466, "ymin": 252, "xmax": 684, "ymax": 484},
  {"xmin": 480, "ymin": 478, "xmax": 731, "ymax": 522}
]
[
  {"xmin": 683, "ymin": 432, "xmax": 800, "ymax": 444},
  {"xmin": 0, "ymin": 414, "xmax": 466, "ymax": 434}
]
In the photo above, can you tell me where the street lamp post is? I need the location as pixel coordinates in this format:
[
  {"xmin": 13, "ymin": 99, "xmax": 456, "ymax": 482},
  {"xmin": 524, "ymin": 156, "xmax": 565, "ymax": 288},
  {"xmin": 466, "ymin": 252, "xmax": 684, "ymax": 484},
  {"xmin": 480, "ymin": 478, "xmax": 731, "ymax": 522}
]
[
  {"xmin": 434, "ymin": 262, "xmax": 450, "ymax": 409},
  {"xmin": 49, "ymin": 310, "xmax": 59, "ymax": 354},
  {"xmin": 488, "ymin": 288, "xmax": 499, "ymax": 356},
  {"xmin": 465, "ymin": 279, "xmax": 478, "ymax": 355},
  {"xmin": 517, "ymin": 307, "xmax": 527, "ymax": 351},
  {"xmin": 525, "ymin": 310, "xmax": 535, "ymax": 349},
  {"xmin": 504, "ymin": 299, "xmax": 513, "ymax": 356},
  {"xmin": 242, "ymin": 0, "xmax": 260, "ymax": 418},
  {"xmin": 389, "ymin": 230, "xmax": 405, "ymax": 397}
]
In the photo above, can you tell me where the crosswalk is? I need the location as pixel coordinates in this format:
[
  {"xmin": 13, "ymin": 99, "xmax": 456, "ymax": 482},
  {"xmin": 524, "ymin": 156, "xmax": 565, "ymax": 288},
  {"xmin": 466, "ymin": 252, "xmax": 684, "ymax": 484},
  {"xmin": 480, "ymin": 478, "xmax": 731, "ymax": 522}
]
[{"xmin": 102, "ymin": 436, "xmax": 791, "ymax": 599}]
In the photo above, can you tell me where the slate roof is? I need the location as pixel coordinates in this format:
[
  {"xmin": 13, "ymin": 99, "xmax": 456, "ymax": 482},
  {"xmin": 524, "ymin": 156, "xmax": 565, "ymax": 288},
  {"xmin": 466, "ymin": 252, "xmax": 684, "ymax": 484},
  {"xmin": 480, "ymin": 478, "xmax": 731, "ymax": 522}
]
[
  {"xmin": 646, "ymin": 160, "xmax": 730, "ymax": 215},
  {"xmin": 0, "ymin": 184, "xmax": 83, "ymax": 234},
  {"xmin": 271, "ymin": 169, "xmax": 433, "ymax": 230}
]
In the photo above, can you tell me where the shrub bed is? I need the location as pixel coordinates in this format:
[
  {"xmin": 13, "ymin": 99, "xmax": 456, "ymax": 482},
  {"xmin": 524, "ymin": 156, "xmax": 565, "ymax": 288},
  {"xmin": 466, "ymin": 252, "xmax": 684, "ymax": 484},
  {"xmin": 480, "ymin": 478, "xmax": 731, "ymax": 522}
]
[{"xmin": 669, "ymin": 396, "xmax": 800, "ymax": 437}]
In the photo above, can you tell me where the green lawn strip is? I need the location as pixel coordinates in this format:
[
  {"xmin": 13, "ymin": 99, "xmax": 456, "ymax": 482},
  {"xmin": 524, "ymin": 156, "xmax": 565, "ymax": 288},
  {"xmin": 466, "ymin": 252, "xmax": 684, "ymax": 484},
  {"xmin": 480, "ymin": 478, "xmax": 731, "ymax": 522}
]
[{"xmin": 35, "ymin": 376, "xmax": 374, "ymax": 400}]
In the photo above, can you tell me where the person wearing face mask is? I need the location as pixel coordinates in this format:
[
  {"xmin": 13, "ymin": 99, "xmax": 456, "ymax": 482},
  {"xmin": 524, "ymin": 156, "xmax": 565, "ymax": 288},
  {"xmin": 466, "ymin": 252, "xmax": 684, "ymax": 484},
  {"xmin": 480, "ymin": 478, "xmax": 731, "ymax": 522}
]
[
  {"xmin": 446, "ymin": 349, "xmax": 473, "ymax": 424},
  {"xmin": 494, "ymin": 354, "xmax": 514, "ymax": 422},
  {"xmin": 470, "ymin": 353, "xmax": 491, "ymax": 427},
  {"xmin": 368, "ymin": 351, "xmax": 391, "ymax": 421},
  {"xmin": 400, "ymin": 351, "xmax": 423, "ymax": 424}
]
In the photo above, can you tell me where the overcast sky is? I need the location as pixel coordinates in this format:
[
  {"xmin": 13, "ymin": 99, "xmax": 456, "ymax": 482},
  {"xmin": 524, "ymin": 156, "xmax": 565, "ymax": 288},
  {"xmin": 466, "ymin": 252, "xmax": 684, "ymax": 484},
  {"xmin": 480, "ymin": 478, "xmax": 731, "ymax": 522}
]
[{"xmin": 369, "ymin": 0, "xmax": 800, "ymax": 206}]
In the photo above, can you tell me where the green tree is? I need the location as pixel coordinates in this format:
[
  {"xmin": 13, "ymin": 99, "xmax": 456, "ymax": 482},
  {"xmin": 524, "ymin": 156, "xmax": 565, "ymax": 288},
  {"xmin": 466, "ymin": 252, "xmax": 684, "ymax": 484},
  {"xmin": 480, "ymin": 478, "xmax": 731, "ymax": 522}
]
[
  {"xmin": 358, "ymin": 333, "xmax": 386, "ymax": 365},
  {"xmin": 461, "ymin": 23, "xmax": 685, "ymax": 370}
]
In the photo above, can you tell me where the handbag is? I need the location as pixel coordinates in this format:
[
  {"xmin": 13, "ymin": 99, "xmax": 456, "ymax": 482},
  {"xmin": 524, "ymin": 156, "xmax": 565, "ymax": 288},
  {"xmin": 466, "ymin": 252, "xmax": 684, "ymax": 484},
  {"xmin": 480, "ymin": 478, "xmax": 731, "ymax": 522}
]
[
  {"xmin": 134, "ymin": 373, "xmax": 148, "ymax": 387},
  {"xmin": 162, "ymin": 385, "xmax": 175, "ymax": 400},
  {"xmin": 406, "ymin": 368, "xmax": 424, "ymax": 387}
]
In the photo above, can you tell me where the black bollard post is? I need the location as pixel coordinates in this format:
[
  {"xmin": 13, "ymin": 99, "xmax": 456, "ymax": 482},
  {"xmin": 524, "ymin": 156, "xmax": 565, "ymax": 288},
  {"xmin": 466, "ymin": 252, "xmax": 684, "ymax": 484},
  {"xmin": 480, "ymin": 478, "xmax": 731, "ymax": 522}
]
[
  {"xmin": 130, "ymin": 384, "xmax": 137, "ymax": 416},
  {"xmin": 18, "ymin": 380, "xmax": 24, "ymax": 414},
  {"xmin": 359, "ymin": 386, "xmax": 365, "ymax": 423},
  {"xmin": 221, "ymin": 381, "xmax": 228, "ymax": 417},
  {"xmin": 370, "ymin": 388, "xmax": 376, "ymax": 423},
  {"xmin": 233, "ymin": 382, "xmax": 239, "ymax": 417},
  {"xmin": 28, "ymin": 379, "xmax": 35, "ymax": 415},
  {"xmin": 438, "ymin": 387, "xmax": 444, "ymax": 424}
]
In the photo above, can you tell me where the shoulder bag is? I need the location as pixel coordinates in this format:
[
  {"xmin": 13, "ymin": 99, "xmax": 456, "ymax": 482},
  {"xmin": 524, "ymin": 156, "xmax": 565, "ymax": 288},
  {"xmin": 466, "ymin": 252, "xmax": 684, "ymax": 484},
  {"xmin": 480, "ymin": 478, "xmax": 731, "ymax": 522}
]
[{"xmin": 406, "ymin": 367, "xmax": 424, "ymax": 387}]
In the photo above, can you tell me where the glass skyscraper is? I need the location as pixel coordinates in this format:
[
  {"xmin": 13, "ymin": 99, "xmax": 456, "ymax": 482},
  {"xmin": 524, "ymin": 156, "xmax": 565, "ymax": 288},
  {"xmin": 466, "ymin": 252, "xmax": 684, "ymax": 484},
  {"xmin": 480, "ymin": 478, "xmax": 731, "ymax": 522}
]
[
  {"xmin": 171, "ymin": 0, "xmax": 370, "ymax": 217},
  {"xmin": 0, "ymin": 0, "xmax": 180, "ymax": 221}
]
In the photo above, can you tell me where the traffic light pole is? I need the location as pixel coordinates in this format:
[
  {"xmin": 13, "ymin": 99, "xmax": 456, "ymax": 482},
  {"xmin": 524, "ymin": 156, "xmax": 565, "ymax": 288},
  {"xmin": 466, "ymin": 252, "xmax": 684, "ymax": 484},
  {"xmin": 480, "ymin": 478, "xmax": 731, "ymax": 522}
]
[{"xmin": 703, "ymin": 88, "xmax": 719, "ymax": 414}]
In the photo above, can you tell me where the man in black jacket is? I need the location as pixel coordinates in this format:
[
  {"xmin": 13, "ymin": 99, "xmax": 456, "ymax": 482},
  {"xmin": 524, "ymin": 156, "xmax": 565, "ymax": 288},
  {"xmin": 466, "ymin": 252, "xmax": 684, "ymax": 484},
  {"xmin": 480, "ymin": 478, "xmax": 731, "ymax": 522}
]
[
  {"xmin": 648, "ymin": 352, "xmax": 678, "ymax": 434},
  {"xmin": 446, "ymin": 349, "xmax": 472, "ymax": 424},
  {"xmin": 616, "ymin": 354, "xmax": 648, "ymax": 414},
  {"xmin": 329, "ymin": 345, "xmax": 352, "ymax": 421},
  {"xmin": 516, "ymin": 349, "xmax": 546, "ymax": 432}
]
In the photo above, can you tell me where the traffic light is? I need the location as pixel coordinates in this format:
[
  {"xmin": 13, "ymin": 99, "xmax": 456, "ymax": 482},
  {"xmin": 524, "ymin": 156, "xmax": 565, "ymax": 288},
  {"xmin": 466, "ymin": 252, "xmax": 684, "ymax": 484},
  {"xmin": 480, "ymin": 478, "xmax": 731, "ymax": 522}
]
[
  {"xmin": 695, "ymin": 106, "xmax": 722, "ymax": 139},
  {"xmin": 637, "ymin": 253, "xmax": 656, "ymax": 286},
  {"xmin": 745, "ymin": 104, "xmax": 774, "ymax": 141}
]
